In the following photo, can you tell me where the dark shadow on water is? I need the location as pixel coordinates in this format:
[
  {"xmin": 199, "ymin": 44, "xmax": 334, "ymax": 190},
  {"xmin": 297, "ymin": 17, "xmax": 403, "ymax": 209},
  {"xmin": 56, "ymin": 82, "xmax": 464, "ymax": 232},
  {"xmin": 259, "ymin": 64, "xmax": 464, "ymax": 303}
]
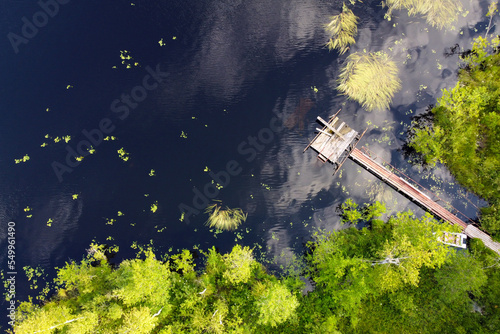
[{"xmin": 399, "ymin": 105, "xmax": 435, "ymax": 169}]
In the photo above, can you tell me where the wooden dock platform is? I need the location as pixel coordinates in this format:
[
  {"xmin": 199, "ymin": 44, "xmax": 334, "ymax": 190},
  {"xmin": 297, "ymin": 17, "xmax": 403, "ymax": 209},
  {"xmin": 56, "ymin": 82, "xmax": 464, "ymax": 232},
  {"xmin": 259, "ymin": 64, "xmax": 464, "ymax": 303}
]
[
  {"xmin": 303, "ymin": 112, "xmax": 364, "ymax": 175},
  {"xmin": 304, "ymin": 112, "xmax": 500, "ymax": 255}
]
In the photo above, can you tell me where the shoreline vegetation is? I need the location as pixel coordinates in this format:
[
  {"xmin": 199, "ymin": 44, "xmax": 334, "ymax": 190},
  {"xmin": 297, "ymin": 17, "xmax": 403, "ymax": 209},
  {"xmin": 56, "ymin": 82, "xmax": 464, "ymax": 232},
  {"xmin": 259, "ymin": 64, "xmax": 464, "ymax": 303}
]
[
  {"xmin": 409, "ymin": 35, "xmax": 500, "ymax": 240},
  {"xmin": 10, "ymin": 200, "xmax": 500, "ymax": 333}
]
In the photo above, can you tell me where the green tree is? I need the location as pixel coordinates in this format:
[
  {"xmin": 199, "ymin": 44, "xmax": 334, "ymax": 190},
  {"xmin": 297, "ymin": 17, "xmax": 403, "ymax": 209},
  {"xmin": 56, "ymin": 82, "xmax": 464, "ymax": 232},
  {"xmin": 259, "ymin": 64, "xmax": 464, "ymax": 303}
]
[
  {"xmin": 304, "ymin": 203, "xmax": 460, "ymax": 330},
  {"xmin": 222, "ymin": 245, "xmax": 256, "ymax": 285},
  {"xmin": 254, "ymin": 281, "xmax": 299, "ymax": 327},
  {"xmin": 409, "ymin": 36, "xmax": 500, "ymax": 237}
]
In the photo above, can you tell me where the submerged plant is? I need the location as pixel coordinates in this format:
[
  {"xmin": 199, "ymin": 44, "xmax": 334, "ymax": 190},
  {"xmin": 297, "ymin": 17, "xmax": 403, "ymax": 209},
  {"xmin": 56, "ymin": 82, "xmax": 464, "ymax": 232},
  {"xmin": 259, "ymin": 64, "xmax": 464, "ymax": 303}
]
[
  {"xmin": 205, "ymin": 203, "xmax": 247, "ymax": 231},
  {"xmin": 325, "ymin": 3, "xmax": 358, "ymax": 54},
  {"xmin": 383, "ymin": 0, "xmax": 464, "ymax": 30},
  {"xmin": 337, "ymin": 51, "xmax": 401, "ymax": 111}
]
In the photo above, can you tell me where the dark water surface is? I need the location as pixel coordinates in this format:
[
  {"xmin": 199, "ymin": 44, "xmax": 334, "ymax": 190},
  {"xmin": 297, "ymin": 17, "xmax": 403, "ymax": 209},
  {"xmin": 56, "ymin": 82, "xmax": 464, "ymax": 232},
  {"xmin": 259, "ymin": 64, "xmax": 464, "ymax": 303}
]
[{"xmin": 0, "ymin": 0, "xmax": 495, "ymax": 327}]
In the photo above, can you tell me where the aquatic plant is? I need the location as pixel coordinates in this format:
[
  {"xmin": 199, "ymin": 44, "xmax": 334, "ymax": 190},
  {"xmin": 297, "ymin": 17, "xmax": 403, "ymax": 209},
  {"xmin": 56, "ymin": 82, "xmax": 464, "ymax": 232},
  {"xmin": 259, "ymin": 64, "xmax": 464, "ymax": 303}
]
[
  {"xmin": 151, "ymin": 201, "xmax": 158, "ymax": 213},
  {"xmin": 383, "ymin": 0, "xmax": 463, "ymax": 30},
  {"xmin": 119, "ymin": 50, "xmax": 139, "ymax": 69},
  {"xmin": 117, "ymin": 147, "xmax": 130, "ymax": 161},
  {"xmin": 14, "ymin": 154, "xmax": 30, "ymax": 164},
  {"xmin": 337, "ymin": 51, "xmax": 401, "ymax": 111},
  {"xmin": 205, "ymin": 203, "xmax": 247, "ymax": 231},
  {"xmin": 325, "ymin": 3, "xmax": 358, "ymax": 54}
]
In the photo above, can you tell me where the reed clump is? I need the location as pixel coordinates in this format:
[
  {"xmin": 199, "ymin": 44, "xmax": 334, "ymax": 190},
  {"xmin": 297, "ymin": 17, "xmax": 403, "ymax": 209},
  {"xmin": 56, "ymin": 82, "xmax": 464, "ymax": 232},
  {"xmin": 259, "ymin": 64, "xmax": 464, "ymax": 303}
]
[
  {"xmin": 337, "ymin": 51, "xmax": 401, "ymax": 111},
  {"xmin": 325, "ymin": 3, "xmax": 358, "ymax": 55},
  {"xmin": 205, "ymin": 203, "xmax": 247, "ymax": 231},
  {"xmin": 383, "ymin": 0, "xmax": 463, "ymax": 30}
]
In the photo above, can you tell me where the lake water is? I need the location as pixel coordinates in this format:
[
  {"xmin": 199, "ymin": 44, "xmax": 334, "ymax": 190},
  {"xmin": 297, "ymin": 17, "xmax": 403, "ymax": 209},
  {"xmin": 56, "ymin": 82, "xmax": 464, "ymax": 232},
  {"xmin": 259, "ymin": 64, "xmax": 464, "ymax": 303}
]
[{"xmin": 0, "ymin": 0, "xmax": 495, "ymax": 327}]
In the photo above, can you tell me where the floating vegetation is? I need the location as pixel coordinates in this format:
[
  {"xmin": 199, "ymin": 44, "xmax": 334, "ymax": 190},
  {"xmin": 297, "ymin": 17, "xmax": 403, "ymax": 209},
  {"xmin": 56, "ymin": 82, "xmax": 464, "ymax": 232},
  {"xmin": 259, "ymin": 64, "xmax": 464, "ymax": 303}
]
[
  {"xmin": 383, "ymin": 0, "xmax": 464, "ymax": 30},
  {"xmin": 75, "ymin": 156, "xmax": 84, "ymax": 162},
  {"xmin": 15, "ymin": 154, "xmax": 30, "ymax": 164},
  {"xmin": 46, "ymin": 218, "xmax": 53, "ymax": 227},
  {"xmin": 88, "ymin": 146, "xmax": 96, "ymax": 154},
  {"xmin": 63, "ymin": 135, "xmax": 71, "ymax": 143},
  {"xmin": 158, "ymin": 38, "xmax": 165, "ymax": 46},
  {"xmin": 117, "ymin": 211, "xmax": 124, "ymax": 216},
  {"xmin": 117, "ymin": 147, "xmax": 130, "ymax": 161},
  {"xmin": 66, "ymin": 85, "xmax": 73, "ymax": 89},
  {"xmin": 72, "ymin": 194, "xmax": 78, "ymax": 200},
  {"xmin": 337, "ymin": 51, "xmax": 401, "ymax": 111},
  {"xmin": 367, "ymin": 180, "xmax": 393, "ymax": 203},
  {"xmin": 40, "ymin": 143, "xmax": 48, "ymax": 148},
  {"xmin": 104, "ymin": 136, "xmax": 117, "ymax": 141},
  {"xmin": 205, "ymin": 203, "xmax": 247, "ymax": 231},
  {"xmin": 151, "ymin": 201, "xmax": 158, "ymax": 213},
  {"xmin": 213, "ymin": 180, "xmax": 223, "ymax": 190},
  {"xmin": 180, "ymin": 131, "xmax": 188, "ymax": 139},
  {"xmin": 149, "ymin": 169, "xmax": 155, "ymax": 176},
  {"xmin": 119, "ymin": 50, "xmax": 139, "ymax": 69},
  {"xmin": 325, "ymin": 3, "xmax": 358, "ymax": 54},
  {"xmin": 105, "ymin": 218, "xmax": 116, "ymax": 225},
  {"xmin": 311, "ymin": 86, "xmax": 319, "ymax": 93}
]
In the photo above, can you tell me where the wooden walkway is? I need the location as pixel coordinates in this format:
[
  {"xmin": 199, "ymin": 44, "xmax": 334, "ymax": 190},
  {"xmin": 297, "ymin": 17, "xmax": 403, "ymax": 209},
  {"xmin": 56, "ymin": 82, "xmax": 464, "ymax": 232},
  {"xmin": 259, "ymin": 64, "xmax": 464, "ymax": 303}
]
[{"xmin": 350, "ymin": 148, "xmax": 500, "ymax": 254}]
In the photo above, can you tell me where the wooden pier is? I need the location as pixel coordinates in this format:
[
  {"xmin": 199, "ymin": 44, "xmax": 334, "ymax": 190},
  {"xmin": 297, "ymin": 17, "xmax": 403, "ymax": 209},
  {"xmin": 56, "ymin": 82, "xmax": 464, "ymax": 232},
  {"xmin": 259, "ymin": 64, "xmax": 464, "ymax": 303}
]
[
  {"xmin": 305, "ymin": 114, "xmax": 500, "ymax": 255},
  {"xmin": 303, "ymin": 111, "xmax": 365, "ymax": 175}
]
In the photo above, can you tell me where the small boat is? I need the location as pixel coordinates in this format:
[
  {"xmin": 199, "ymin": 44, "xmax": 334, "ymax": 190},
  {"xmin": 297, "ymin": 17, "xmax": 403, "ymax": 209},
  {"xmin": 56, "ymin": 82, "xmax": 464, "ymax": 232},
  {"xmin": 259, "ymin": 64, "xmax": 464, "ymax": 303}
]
[{"xmin": 437, "ymin": 231, "xmax": 467, "ymax": 248}]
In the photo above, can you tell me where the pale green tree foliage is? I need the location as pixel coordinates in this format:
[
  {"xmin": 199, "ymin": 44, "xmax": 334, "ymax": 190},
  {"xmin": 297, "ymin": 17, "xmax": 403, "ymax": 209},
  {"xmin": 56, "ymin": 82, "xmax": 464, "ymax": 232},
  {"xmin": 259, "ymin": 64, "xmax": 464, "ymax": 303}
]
[
  {"xmin": 13, "ymin": 305, "xmax": 76, "ymax": 334},
  {"xmin": 254, "ymin": 282, "xmax": 299, "ymax": 327},
  {"xmin": 325, "ymin": 3, "xmax": 358, "ymax": 54},
  {"xmin": 337, "ymin": 51, "xmax": 401, "ymax": 111},
  {"xmin": 55, "ymin": 243, "xmax": 114, "ymax": 296},
  {"xmin": 371, "ymin": 212, "xmax": 459, "ymax": 290},
  {"xmin": 64, "ymin": 311, "xmax": 99, "ymax": 334},
  {"xmin": 118, "ymin": 307, "xmax": 159, "ymax": 334},
  {"xmin": 383, "ymin": 0, "xmax": 464, "ymax": 30},
  {"xmin": 113, "ymin": 248, "xmax": 172, "ymax": 308},
  {"xmin": 222, "ymin": 244, "xmax": 256, "ymax": 284},
  {"xmin": 14, "ymin": 243, "xmax": 303, "ymax": 333}
]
